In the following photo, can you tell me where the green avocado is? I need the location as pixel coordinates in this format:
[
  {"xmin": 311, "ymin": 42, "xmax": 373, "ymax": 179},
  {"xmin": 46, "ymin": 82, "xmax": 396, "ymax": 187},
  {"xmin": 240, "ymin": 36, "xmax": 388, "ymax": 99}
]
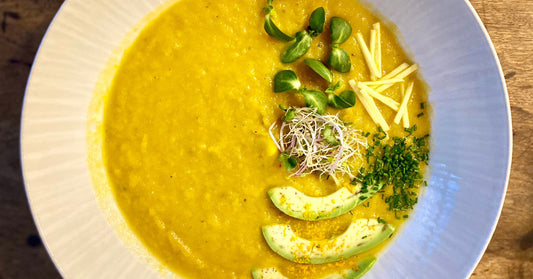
[
  {"xmin": 251, "ymin": 257, "xmax": 376, "ymax": 279},
  {"xmin": 262, "ymin": 219, "xmax": 394, "ymax": 264},
  {"xmin": 268, "ymin": 183, "xmax": 384, "ymax": 221}
]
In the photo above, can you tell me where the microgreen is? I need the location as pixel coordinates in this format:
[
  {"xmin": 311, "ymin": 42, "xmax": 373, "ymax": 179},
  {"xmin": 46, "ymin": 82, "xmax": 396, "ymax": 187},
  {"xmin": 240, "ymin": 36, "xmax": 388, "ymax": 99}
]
[
  {"xmin": 322, "ymin": 124, "xmax": 340, "ymax": 146},
  {"xmin": 273, "ymin": 70, "xmax": 329, "ymax": 114},
  {"xmin": 328, "ymin": 90, "xmax": 356, "ymax": 109},
  {"xmin": 264, "ymin": 15, "xmax": 294, "ymax": 42},
  {"xmin": 301, "ymin": 90, "xmax": 327, "ymax": 114},
  {"xmin": 273, "ymin": 70, "xmax": 301, "ymax": 92},
  {"xmin": 282, "ymin": 108, "xmax": 296, "ymax": 122},
  {"xmin": 308, "ymin": 7, "xmax": 325, "ymax": 37},
  {"xmin": 325, "ymin": 81, "xmax": 341, "ymax": 94},
  {"xmin": 330, "ymin": 17, "xmax": 352, "ymax": 45},
  {"xmin": 328, "ymin": 47, "xmax": 351, "ymax": 73},
  {"xmin": 284, "ymin": 157, "xmax": 298, "ymax": 171},
  {"xmin": 278, "ymin": 152, "xmax": 298, "ymax": 171},
  {"xmin": 269, "ymin": 107, "xmax": 367, "ymax": 178},
  {"xmin": 304, "ymin": 59, "xmax": 333, "ymax": 83},
  {"xmin": 327, "ymin": 17, "xmax": 352, "ymax": 73},
  {"xmin": 281, "ymin": 30, "xmax": 312, "ymax": 63},
  {"xmin": 263, "ymin": 0, "xmax": 294, "ymax": 42}
]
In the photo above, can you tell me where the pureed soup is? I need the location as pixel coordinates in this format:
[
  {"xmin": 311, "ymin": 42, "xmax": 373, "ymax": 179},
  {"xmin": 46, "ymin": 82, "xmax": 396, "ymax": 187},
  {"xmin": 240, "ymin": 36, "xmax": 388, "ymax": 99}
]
[{"xmin": 101, "ymin": 0, "xmax": 430, "ymax": 278}]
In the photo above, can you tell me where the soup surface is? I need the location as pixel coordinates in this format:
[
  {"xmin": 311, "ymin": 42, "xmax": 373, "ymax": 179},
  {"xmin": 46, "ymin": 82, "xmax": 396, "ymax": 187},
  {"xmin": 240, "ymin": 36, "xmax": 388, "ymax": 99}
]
[{"xmin": 102, "ymin": 0, "xmax": 430, "ymax": 278}]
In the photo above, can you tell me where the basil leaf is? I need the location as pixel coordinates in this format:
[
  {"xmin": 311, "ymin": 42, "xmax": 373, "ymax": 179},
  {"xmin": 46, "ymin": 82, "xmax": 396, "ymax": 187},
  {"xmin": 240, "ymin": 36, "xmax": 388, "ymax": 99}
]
[
  {"xmin": 330, "ymin": 17, "xmax": 352, "ymax": 45},
  {"xmin": 284, "ymin": 157, "xmax": 298, "ymax": 171},
  {"xmin": 328, "ymin": 47, "xmax": 351, "ymax": 73},
  {"xmin": 273, "ymin": 70, "xmax": 301, "ymax": 92},
  {"xmin": 304, "ymin": 59, "xmax": 333, "ymax": 83},
  {"xmin": 264, "ymin": 14, "xmax": 294, "ymax": 42},
  {"xmin": 308, "ymin": 7, "xmax": 325, "ymax": 36},
  {"xmin": 281, "ymin": 30, "xmax": 312, "ymax": 63},
  {"xmin": 328, "ymin": 90, "xmax": 356, "ymax": 109},
  {"xmin": 301, "ymin": 90, "xmax": 327, "ymax": 114},
  {"xmin": 322, "ymin": 125, "xmax": 340, "ymax": 146}
]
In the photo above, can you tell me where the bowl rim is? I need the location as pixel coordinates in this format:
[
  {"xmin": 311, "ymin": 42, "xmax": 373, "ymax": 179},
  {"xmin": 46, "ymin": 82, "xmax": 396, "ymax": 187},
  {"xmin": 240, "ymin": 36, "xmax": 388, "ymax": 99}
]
[
  {"xmin": 19, "ymin": 0, "xmax": 513, "ymax": 278},
  {"xmin": 460, "ymin": 1, "xmax": 512, "ymax": 277}
]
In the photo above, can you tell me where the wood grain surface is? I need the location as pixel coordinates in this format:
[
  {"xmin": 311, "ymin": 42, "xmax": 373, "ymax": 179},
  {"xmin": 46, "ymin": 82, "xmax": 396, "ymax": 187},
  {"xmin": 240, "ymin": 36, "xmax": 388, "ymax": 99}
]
[{"xmin": 0, "ymin": 0, "xmax": 531, "ymax": 278}]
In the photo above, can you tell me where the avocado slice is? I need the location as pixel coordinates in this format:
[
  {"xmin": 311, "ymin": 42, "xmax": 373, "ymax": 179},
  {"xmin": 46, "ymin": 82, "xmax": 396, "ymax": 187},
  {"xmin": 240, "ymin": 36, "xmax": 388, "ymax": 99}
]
[
  {"xmin": 320, "ymin": 257, "xmax": 377, "ymax": 279},
  {"xmin": 251, "ymin": 267, "xmax": 289, "ymax": 279},
  {"xmin": 262, "ymin": 219, "xmax": 394, "ymax": 264},
  {"xmin": 251, "ymin": 257, "xmax": 376, "ymax": 279},
  {"xmin": 268, "ymin": 183, "xmax": 384, "ymax": 221}
]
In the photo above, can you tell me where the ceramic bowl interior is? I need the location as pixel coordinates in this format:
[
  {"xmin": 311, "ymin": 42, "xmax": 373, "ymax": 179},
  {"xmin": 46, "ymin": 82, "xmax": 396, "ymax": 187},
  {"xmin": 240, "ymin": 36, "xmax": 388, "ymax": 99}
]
[{"xmin": 21, "ymin": 0, "xmax": 511, "ymax": 278}]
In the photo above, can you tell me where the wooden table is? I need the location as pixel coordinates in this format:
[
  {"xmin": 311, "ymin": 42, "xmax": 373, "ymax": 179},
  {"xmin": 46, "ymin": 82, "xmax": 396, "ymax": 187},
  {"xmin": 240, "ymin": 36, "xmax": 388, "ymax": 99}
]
[{"xmin": 0, "ymin": 0, "xmax": 530, "ymax": 278}]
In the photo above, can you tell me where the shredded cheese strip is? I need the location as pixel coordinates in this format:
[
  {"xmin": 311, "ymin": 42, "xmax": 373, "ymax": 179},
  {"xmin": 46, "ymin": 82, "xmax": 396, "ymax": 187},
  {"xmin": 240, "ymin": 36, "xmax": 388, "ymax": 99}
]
[
  {"xmin": 356, "ymin": 33, "xmax": 382, "ymax": 80},
  {"xmin": 349, "ymin": 80, "xmax": 390, "ymax": 131},
  {"xmin": 400, "ymin": 83, "xmax": 410, "ymax": 128},
  {"xmin": 373, "ymin": 23, "xmax": 381, "ymax": 74},
  {"xmin": 369, "ymin": 30, "xmax": 377, "ymax": 80},
  {"xmin": 394, "ymin": 82, "xmax": 414, "ymax": 124},
  {"xmin": 360, "ymin": 78, "xmax": 404, "ymax": 86},
  {"xmin": 358, "ymin": 83, "xmax": 399, "ymax": 111},
  {"xmin": 380, "ymin": 63, "xmax": 409, "ymax": 81},
  {"xmin": 376, "ymin": 64, "xmax": 419, "ymax": 93}
]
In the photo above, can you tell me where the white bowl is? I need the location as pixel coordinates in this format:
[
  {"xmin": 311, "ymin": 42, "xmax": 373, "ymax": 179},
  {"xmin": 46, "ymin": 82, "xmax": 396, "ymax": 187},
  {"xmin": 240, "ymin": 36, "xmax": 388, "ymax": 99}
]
[{"xmin": 21, "ymin": 0, "xmax": 512, "ymax": 278}]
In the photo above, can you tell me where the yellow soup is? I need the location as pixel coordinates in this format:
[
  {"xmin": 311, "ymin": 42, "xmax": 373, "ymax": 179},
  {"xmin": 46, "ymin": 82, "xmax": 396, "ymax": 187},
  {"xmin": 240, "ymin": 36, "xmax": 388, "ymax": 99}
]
[{"xmin": 102, "ymin": 0, "xmax": 430, "ymax": 278}]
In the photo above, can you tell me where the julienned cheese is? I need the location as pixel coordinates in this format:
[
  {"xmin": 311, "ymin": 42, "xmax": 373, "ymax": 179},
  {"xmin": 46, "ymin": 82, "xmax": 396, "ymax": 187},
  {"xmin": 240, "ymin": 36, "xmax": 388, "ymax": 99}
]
[{"xmin": 394, "ymin": 82, "xmax": 415, "ymax": 124}]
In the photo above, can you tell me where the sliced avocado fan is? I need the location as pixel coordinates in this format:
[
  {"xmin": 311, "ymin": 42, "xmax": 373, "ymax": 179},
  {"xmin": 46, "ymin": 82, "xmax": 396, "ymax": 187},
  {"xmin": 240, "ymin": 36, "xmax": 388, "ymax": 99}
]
[
  {"xmin": 262, "ymin": 219, "xmax": 394, "ymax": 264},
  {"xmin": 268, "ymin": 183, "xmax": 384, "ymax": 221},
  {"xmin": 251, "ymin": 257, "xmax": 376, "ymax": 279}
]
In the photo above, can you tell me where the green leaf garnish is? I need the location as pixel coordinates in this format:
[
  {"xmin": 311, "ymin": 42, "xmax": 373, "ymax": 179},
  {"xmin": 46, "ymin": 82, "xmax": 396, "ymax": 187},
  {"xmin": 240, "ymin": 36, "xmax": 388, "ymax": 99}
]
[
  {"xmin": 264, "ymin": 14, "xmax": 294, "ymax": 42},
  {"xmin": 328, "ymin": 47, "xmax": 351, "ymax": 73},
  {"xmin": 282, "ymin": 108, "xmax": 296, "ymax": 122},
  {"xmin": 278, "ymin": 152, "xmax": 297, "ymax": 171},
  {"xmin": 304, "ymin": 59, "xmax": 333, "ymax": 83},
  {"xmin": 322, "ymin": 124, "xmax": 340, "ymax": 146},
  {"xmin": 281, "ymin": 30, "xmax": 312, "ymax": 63},
  {"xmin": 354, "ymin": 133, "xmax": 429, "ymax": 213},
  {"xmin": 404, "ymin": 124, "xmax": 417, "ymax": 136},
  {"xmin": 277, "ymin": 152, "xmax": 289, "ymax": 162},
  {"xmin": 284, "ymin": 157, "xmax": 298, "ymax": 171},
  {"xmin": 308, "ymin": 7, "xmax": 325, "ymax": 37},
  {"xmin": 263, "ymin": 0, "xmax": 274, "ymax": 13},
  {"xmin": 325, "ymin": 81, "xmax": 341, "ymax": 94},
  {"xmin": 301, "ymin": 90, "xmax": 327, "ymax": 114},
  {"xmin": 328, "ymin": 90, "xmax": 356, "ymax": 109},
  {"xmin": 330, "ymin": 17, "xmax": 352, "ymax": 45},
  {"xmin": 273, "ymin": 70, "xmax": 301, "ymax": 92}
]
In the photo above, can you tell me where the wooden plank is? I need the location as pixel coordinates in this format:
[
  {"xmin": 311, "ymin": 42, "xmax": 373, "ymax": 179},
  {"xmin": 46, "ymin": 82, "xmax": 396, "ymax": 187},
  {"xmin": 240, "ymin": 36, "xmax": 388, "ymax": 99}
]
[{"xmin": 469, "ymin": 0, "xmax": 533, "ymax": 278}]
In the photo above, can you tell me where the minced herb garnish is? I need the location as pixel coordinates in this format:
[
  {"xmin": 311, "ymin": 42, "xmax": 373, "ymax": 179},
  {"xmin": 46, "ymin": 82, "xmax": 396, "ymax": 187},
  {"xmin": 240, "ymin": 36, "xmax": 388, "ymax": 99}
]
[{"xmin": 353, "ymin": 128, "xmax": 430, "ymax": 216}]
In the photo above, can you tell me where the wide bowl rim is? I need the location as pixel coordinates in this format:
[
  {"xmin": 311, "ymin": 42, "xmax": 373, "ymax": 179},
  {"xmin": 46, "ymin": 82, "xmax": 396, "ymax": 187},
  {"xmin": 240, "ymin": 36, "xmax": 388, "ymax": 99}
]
[{"xmin": 19, "ymin": 0, "xmax": 513, "ymax": 278}]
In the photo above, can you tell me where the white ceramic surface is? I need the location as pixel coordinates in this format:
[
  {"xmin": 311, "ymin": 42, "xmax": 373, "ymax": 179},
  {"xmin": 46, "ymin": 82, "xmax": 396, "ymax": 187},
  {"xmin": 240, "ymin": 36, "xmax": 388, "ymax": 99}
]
[{"xmin": 21, "ymin": 0, "xmax": 511, "ymax": 278}]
